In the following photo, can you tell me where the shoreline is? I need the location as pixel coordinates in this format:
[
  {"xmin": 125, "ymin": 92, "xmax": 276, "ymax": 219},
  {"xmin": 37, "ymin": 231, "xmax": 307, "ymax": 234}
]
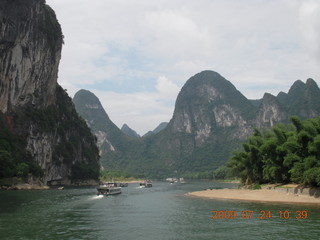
[
  {"xmin": 0, "ymin": 183, "xmax": 50, "ymax": 190},
  {"xmin": 186, "ymin": 188, "xmax": 320, "ymax": 204}
]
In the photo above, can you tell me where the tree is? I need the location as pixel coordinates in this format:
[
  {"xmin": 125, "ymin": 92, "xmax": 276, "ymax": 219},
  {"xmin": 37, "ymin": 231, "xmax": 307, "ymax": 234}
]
[
  {"xmin": 16, "ymin": 163, "xmax": 29, "ymax": 178},
  {"xmin": 0, "ymin": 150, "xmax": 14, "ymax": 178}
]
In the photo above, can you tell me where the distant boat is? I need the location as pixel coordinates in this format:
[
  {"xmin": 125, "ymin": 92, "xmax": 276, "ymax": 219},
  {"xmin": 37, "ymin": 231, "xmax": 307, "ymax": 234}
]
[
  {"xmin": 119, "ymin": 182, "xmax": 128, "ymax": 187},
  {"xmin": 166, "ymin": 178, "xmax": 184, "ymax": 184},
  {"xmin": 97, "ymin": 182, "xmax": 122, "ymax": 195},
  {"xmin": 139, "ymin": 180, "xmax": 152, "ymax": 188},
  {"xmin": 179, "ymin": 178, "xmax": 185, "ymax": 183}
]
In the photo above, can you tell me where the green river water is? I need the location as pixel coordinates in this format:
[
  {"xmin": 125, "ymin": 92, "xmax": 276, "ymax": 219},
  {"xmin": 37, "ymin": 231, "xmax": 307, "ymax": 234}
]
[{"xmin": 0, "ymin": 181, "xmax": 319, "ymax": 240}]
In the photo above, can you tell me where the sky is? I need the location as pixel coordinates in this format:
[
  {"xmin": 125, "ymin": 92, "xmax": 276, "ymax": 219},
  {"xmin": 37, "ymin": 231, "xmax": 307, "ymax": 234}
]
[{"xmin": 46, "ymin": 0, "xmax": 320, "ymax": 135}]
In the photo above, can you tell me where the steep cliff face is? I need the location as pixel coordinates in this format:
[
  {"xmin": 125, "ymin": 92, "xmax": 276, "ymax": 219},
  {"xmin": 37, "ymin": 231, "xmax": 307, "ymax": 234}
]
[
  {"xmin": 149, "ymin": 71, "xmax": 257, "ymax": 172},
  {"xmin": 170, "ymin": 71, "xmax": 256, "ymax": 145},
  {"xmin": 73, "ymin": 90, "xmax": 118, "ymax": 156},
  {"xmin": 0, "ymin": 0, "xmax": 62, "ymax": 112},
  {"xmin": 255, "ymin": 93, "xmax": 288, "ymax": 128},
  {"xmin": 0, "ymin": 0, "xmax": 100, "ymax": 185}
]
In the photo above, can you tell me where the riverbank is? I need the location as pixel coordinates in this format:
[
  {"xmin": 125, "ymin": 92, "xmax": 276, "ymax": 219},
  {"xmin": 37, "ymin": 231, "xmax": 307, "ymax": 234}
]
[
  {"xmin": 186, "ymin": 186, "xmax": 320, "ymax": 204},
  {"xmin": 0, "ymin": 177, "xmax": 101, "ymax": 190},
  {"xmin": 0, "ymin": 184, "xmax": 50, "ymax": 190}
]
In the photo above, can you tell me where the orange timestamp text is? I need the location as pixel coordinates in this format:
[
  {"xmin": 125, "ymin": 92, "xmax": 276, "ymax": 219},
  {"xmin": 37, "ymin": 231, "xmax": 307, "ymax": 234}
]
[{"xmin": 211, "ymin": 210, "xmax": 308, "ymax": 220}]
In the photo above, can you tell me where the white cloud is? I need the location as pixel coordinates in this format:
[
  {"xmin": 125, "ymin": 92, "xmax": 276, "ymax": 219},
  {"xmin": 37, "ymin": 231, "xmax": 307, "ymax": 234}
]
[
  {"xmin": 156, "ymin": 76, "xmax": 180, "ymax": 100},
  {"xmin": 86, "ymin": 76, "xmax": 179, "ymax": 135},
  {"xmin": 93, "ymin": 89, "xmax": 175, "ymax": 135},
  {"xmin": 299, "ymin": 0, "xmax": 320, "ymax": 59},
  {"xmin": 47, "ymin": 0, "xmax": 320, "ymax": 133}
]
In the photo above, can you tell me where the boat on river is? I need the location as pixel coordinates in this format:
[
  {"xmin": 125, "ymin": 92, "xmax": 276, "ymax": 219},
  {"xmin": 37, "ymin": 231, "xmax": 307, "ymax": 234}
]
[
  {"xmin": 139, "ymin": 180, "xmax": 152, "ymax": 188},
  {"xmin": 166, "ymin": 177, "xmax": 185, "ymax": 184},
  {"xmin": 97, "ymin": 182, "xmax": 122, "ymax": 195}
]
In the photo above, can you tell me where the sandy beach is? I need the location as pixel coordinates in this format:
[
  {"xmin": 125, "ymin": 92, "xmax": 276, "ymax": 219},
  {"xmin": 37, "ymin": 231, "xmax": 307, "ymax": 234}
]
[{"xmin": 186, "ymin": 188, "xmax": 320, "ymax": 204}]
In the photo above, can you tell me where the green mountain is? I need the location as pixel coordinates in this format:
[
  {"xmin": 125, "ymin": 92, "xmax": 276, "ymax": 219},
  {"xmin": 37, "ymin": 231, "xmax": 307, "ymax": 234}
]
[
  {"xmin": 276, "ymin": 79, "xmax": 320, "ymax": 118},
  {"xmin": 146, "ymin": 71, "xmax": 258, "ymax": 174},
  {"xmin": 73, "ymin": 90, "xmax": 144, "ymax": 173},
  {"xmin": 73, "ymin": 89, "xmax": 123, "ymax": 154},
  {"xmin": 74, "ymin": 71, "xmax": 320, "ymax": 178}
]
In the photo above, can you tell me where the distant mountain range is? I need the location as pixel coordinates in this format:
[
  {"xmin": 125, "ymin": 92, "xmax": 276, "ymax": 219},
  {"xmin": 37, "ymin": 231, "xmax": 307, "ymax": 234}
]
[
  {"xmin": 121, "ymin": 122, "xmax": 168, "ymax": 138},
  {"xmin": 73, "ymin": 70, "xmax": 320, "ymax": 178}
]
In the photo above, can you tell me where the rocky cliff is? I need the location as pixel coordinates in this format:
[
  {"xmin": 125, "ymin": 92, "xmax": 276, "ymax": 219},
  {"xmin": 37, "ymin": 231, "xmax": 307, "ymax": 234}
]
[
  {"xmin": 255, "ymin": 93, "xmax": 288, "ymax": 128},
  {"xmin": 73, "ymin": 89, "xmax": 119, "ymax": 156},
  {"xmin": 0, "ymin": 0, "xmax": 100, "ymax": 185},
  {"xmin": 148, "ymin": 71, "xmax": 259, "ymax": 174},
  {"xmin": 0, "ymin": 0, "xmax": 62, "ymax": 112}
]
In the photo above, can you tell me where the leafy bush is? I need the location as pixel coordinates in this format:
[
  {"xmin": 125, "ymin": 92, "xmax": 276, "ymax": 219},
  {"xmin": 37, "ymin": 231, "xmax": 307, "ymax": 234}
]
[{"xmin": 250, "ymin": 183, "xmax": 262, "ymax": 190}]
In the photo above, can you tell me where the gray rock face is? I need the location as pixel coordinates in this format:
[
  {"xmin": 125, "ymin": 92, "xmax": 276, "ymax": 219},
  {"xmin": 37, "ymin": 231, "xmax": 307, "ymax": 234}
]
[
  {"xmin": 73, "ymin": 89, "xmax": 119, "ymax": 155},
  {"xmin": 73, "ymin": 89, "xmax": 138, "ymax": 171},
  {"xmin": 255, "ymin": 93, "xmax": 287, "ymax": 128},
  {"xmin": 170, "ymin": 71, "xmax": 255, "ymax": 146},
  {"xmin": 0, "ymin": 0, "xmax": 62, "ymax": 112}
]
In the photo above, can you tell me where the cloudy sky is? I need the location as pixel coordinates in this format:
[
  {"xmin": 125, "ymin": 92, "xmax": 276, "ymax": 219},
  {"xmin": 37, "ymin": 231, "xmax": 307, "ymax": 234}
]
[{"xmin": 46, "ymin": 0, "xmax": 320, "ymax": 135}]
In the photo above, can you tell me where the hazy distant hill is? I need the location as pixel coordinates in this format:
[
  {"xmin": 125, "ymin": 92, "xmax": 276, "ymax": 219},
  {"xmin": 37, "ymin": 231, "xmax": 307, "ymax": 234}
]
[
  {"xmin": 142, "ymin": 122, "xmax": 168, "ymax": 137},
  {"xmin": 73, "ymin": 90, "xmax": 145, "ymax": 171},
  {"xmin": 121, "ymin": 124, "xmax": 140, "ymax": 138},
  {"xmin": 153, "ymin": 122, "xmax": 168, "ymax": 134},
  {"xmin": 73, "ymin": 71, "xmax": 320, "ymax": 178},
  {"xmin": 73, "ymin": 89, "xmax": 122, "ymax": 155}
]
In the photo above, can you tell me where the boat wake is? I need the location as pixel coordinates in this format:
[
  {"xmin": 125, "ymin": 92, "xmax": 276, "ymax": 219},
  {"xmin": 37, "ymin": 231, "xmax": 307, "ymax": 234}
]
[{"xmin": 89, "ymin": 195, "xmax": 104, "ymax": 200}]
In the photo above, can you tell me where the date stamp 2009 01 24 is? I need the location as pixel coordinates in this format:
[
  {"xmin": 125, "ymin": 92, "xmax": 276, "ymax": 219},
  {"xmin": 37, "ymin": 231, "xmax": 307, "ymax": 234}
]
[{"xmin": 211, "ymin": 210, "xmax": 309, "ymax": 220}]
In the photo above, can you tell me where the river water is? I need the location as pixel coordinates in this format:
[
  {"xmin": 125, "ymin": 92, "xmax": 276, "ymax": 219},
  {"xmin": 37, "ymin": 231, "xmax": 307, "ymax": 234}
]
[{"xmin": 0, "ymin": 181, "xmax": 319, "ymax": 240}]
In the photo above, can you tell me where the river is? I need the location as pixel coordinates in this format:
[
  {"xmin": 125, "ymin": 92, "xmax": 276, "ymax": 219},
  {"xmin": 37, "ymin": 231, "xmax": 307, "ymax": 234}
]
[{"xmin": 0, "ymin": 181, "xmax": 319, "ymax": 240}]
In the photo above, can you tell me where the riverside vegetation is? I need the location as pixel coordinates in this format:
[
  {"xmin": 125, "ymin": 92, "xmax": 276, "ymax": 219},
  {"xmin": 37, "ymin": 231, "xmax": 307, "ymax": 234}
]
[{"xmin": 228, "ymin": 116, "xmax": 320, "ymax": 187}]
